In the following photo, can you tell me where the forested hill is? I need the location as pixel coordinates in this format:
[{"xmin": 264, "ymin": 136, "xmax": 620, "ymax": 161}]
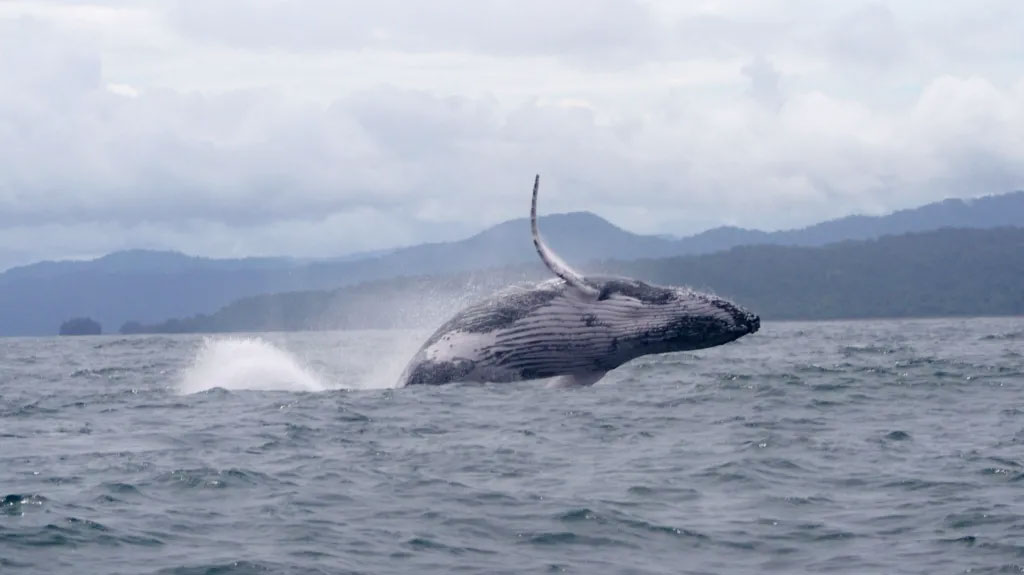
[
  {"xmin": 126, "ymin": 226, "xmax": 1024, "ymax": 334},
  {"xmin": 3, "ymin": 190, "xmax": 1021, "ymax": 336}
]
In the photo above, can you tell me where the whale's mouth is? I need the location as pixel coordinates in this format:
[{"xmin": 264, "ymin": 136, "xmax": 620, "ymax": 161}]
[
  {"xmin": 728, "ymin": 307, "xmax": 760, "ymax": 336},
  {"xmin": 748, "ymin": 315, "xmax": 761, "ymax": 334}
]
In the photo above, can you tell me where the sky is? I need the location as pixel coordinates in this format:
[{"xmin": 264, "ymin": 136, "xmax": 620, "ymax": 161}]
[{"xmin": 1, "ymin": 0, "xmax": 1023, "ymax": 269}]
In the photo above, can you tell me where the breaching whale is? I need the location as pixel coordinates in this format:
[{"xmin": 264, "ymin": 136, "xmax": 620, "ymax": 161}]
[{"xmin": 398, "ymin": 175, "xmax": 760, "ymax": 387}]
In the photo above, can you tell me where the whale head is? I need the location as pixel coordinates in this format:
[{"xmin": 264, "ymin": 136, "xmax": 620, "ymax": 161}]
[{"xmin": 585, "ymin": 276, "xmax": 759, "ymax": 361}]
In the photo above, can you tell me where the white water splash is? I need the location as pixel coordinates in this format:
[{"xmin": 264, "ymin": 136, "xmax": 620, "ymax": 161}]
[{"xmin": 178, "ymin": 337, "xmax": 326, "ymax": 394}]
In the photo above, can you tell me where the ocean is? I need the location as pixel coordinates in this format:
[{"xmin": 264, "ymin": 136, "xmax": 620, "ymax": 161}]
[{"xmin": 1, "ymin": 318, "xmax": 1022, "ymax": 574}]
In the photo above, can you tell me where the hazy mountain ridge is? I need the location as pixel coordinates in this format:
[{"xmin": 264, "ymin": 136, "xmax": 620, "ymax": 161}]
[
  {"xmin": 128, "ymin": 226, "xmax": 1024, "ymax": 335},
  {"xmin": 0, "ymin": 250, "xmax": 312, "ymax": 287},
  {"xmin": 1, "ymin": 190, "xmax": 1021, "ymax": 336},
  {"xmin": 680, "ymin": 191, "xmax": 1024, "ymax": 249}
]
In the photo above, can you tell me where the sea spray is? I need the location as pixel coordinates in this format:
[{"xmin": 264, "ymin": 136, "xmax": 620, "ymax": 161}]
[
  {"xmin": 177, "ymin": 332, "xmax": 425, "ymax": 393},
  {"xmin": 357, "ymin": 330, "xmax": 428, "ymax": 390},
  {"xmin": 178, "ymin": 336, "xmax": 326, "ymax": 394}
]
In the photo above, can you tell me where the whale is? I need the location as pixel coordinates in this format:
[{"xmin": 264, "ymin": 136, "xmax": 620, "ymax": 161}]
[{"xmin": 397, "ymin": 175, "xmax": 760, "ymax": 387}]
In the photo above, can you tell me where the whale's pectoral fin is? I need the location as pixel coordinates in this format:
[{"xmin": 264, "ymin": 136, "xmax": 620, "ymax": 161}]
[
  {"xmin": 531, "ymin": 175, "xmax": 600, "ymax": 299},
  {"xmin": 547, "ymin": 371, "xmax": 607, "ymax": 388}
]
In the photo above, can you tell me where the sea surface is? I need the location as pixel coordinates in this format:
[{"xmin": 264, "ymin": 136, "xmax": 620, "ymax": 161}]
[{"xmin": 2, "ymin": 318, "xmax": 1023, "ymax": 574}]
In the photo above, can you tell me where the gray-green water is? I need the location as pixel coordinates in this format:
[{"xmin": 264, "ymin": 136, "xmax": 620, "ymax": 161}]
[{"xmin": 2, "ymin": 318, "xmax": 1023, "ymax": 574}]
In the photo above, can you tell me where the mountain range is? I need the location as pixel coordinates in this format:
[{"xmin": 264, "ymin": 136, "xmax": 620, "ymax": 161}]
[
  {"xmin": 1, "ymin": 190, "xmax": 1021, "ymax": 336},
  {"xmin": 128, "ymin": 226, "xmax": 1024, "ymax": 334}
]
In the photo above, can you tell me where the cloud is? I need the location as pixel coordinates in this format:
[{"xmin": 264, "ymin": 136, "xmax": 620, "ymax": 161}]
[
  {"xmin": 167, "ymin": 0, "xmax": 663, "ymax": 65},
  {"xmin": 0, "ymin": 2, "xmax": 1023, "ymax": 270},
  {"xmin": 742, "ymin": 56, "xmax": 783, "ymax": 110},
  {"xmin": 825, "ymin": 3, "xmax": 907, "ymax": 69}
]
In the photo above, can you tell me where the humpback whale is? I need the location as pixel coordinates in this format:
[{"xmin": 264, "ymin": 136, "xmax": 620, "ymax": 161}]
[{"xmin": 398, "ymin": 175, "xmax": 760, "ymax": 387}]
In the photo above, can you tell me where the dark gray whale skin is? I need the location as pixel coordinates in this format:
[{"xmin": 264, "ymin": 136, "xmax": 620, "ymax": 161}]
[
  {"xmin": 398, "ymin": 176, "xmax": 760, "ymax": 387},
  {"xmin": 399, "ymin": 276, "xmax": 759, "ymax": 386}
]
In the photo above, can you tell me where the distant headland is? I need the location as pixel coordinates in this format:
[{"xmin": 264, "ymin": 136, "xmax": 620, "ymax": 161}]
[{"xmin": 59, "ymin": 317, "xmax": 102, "ymax": 336}]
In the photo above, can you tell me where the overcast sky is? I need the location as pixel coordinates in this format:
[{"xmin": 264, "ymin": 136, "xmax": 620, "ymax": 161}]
[{"xmin": 1, "ymin": 0, "xmax": 1022, "ymax": 269}]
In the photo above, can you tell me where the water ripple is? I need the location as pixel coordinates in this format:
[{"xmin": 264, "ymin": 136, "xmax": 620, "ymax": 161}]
[{"xmin": 0, "ymin": 318, "xmax": 1022, "ymax": 574}]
